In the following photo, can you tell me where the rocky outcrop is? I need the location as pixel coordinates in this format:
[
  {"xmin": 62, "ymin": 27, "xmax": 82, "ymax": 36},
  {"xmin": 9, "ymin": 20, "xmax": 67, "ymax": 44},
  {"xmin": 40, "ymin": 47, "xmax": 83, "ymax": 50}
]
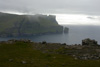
[
  {"xmin": 82, "ymin": 38, "xmax": 98, "ymax": 46},
  {"xmin": 64, "ymin": 27, "xmax": 69, "ymax": 33},
  {"xmin": 74, "ymin": 54, "xmax": 100, "ymax": 60}
]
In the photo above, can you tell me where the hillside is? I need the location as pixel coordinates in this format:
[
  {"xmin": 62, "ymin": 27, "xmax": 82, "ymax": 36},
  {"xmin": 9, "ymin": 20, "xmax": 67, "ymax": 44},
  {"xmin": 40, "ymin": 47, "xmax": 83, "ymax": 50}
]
[
  {"xmin": 0, "ymin": 39, "xmax": 100, "ymax": 67},
  {"xmin": 0, "ymin": 12, "xmax": 68, "ymax": 37}
]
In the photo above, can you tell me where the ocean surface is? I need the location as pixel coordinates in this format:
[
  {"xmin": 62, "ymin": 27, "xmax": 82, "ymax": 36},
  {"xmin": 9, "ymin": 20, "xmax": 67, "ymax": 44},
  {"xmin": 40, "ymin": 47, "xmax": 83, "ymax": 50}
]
[{"xmin": 0, "ymin": 25, "xmax": 100, "ymax": 45}]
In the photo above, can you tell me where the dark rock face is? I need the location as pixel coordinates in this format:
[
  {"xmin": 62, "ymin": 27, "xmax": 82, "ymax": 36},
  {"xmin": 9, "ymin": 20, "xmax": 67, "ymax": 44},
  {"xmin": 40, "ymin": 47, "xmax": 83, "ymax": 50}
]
[{"xmin": 82, "ymin": 38, "xmax": 98, "ymax": 46}]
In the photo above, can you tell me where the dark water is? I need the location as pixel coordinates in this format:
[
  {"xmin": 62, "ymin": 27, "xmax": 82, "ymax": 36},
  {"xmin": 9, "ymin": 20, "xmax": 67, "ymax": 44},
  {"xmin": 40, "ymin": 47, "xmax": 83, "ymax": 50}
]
[{"xmin": 0, "ymin": 25, "xmax": 100, "ymax": 45}]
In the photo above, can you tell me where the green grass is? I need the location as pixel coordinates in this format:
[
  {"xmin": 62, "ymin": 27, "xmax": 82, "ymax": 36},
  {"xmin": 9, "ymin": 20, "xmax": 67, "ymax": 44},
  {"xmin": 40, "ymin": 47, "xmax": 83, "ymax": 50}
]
[
  {"xmin": 0, "ymin": 13, "xmax": 65, "ymax": 36},
  {"xmin": 0, "ymin": 42, "xmax": 100, "ymax": 67}
]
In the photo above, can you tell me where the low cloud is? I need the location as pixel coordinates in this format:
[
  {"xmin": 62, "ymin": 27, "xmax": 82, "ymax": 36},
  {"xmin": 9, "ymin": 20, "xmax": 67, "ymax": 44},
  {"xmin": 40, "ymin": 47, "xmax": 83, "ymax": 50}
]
[{"xmin": 0, "ymin": 0, "xmax": 100, "ymax": 15}]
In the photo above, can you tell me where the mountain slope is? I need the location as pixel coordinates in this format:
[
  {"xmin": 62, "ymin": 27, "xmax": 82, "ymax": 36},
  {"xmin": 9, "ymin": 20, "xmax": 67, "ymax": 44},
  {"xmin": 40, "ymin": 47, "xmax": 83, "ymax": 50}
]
[{"xmin": 0, "ymin": 12, "xmax": 68, "ymax": 37}]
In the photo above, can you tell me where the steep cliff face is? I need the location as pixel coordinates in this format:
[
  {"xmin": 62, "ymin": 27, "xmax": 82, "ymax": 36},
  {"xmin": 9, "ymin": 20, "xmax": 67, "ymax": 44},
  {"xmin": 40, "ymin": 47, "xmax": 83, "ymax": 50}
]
[{"xmin": 0, "ymin": 12, "xmax": 68, "ymax": 37}]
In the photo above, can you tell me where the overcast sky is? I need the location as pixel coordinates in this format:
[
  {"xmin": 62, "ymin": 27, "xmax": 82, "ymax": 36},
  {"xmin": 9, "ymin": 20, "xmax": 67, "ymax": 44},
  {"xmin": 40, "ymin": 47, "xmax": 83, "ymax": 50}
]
[{"xmin": 0, "ymin": 0, "xmax": 100, "ymax": 15}]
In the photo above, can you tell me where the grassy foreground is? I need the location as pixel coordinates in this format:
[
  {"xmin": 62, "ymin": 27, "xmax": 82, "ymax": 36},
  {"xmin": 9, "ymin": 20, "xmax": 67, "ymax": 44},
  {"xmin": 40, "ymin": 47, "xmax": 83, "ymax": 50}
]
[{"xmin": 0, "ymin": 41, "xmax": 100, "ymax": 67}]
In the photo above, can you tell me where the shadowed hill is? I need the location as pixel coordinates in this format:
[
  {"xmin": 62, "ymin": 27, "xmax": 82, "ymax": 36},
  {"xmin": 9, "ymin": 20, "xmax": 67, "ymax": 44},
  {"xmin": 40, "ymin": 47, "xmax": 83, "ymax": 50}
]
[{"xmin": 0, "ymin": 12, "xmax": 68, "ymax": 37}]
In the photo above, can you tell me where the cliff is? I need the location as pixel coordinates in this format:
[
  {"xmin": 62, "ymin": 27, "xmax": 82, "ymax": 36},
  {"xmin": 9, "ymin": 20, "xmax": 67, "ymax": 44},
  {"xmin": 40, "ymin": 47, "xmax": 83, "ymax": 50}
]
[{"xmin": 0, "ymin": 12, "xmax": 68, "ymax": 37}]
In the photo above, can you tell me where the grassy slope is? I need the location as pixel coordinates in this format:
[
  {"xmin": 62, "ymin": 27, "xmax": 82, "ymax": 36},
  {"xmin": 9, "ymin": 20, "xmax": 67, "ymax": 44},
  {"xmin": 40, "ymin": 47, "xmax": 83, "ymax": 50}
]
[
  {"xmin": 0, "ymin": 12, "xmax": 64, "ymax": 36},
  {"xmin": 0, "ymin": 42, "xmax": 100, "ymax": 67},
  {"xmin": 0, "ymin": 14, "xmax": 18, "ymax": 32}
]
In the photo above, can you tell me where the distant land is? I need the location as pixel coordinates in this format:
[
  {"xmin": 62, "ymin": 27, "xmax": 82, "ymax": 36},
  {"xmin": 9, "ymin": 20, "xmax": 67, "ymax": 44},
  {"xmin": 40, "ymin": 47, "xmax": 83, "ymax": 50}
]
[{"xmin": 0, "ymin": 12, "xmax": 68, "ymax": 37}]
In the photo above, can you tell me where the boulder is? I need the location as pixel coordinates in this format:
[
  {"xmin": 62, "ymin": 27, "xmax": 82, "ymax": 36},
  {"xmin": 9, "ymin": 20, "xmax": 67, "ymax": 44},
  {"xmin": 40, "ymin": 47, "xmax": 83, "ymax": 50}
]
[{"xmin": 82, "ymin": 38, "xmax": 98, "ymax": 46}]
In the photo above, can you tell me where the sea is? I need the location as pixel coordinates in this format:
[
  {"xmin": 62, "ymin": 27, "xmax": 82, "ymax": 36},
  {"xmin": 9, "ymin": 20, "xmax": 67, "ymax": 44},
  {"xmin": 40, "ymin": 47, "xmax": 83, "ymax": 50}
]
[{"xmin": 0, "ymin": 25, "xmax": 100, "ymax": 45}]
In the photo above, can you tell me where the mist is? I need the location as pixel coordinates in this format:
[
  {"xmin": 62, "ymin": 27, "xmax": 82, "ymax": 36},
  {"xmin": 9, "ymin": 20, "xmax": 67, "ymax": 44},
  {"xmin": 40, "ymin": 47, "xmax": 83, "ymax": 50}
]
[
  {"xmin": 0, "ymin": 0, "xmax": 100, "ymax": 15},
  {"xmin": 0, "ymin": 0, "xmax": 100, "ymax": 25}
]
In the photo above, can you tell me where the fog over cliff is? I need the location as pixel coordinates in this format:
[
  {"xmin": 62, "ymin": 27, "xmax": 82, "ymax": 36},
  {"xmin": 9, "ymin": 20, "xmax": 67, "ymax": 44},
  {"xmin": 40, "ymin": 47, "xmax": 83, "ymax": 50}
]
[{"xmin": 0, "ymin": 0, "xmax": 100, "ymax": 25}]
